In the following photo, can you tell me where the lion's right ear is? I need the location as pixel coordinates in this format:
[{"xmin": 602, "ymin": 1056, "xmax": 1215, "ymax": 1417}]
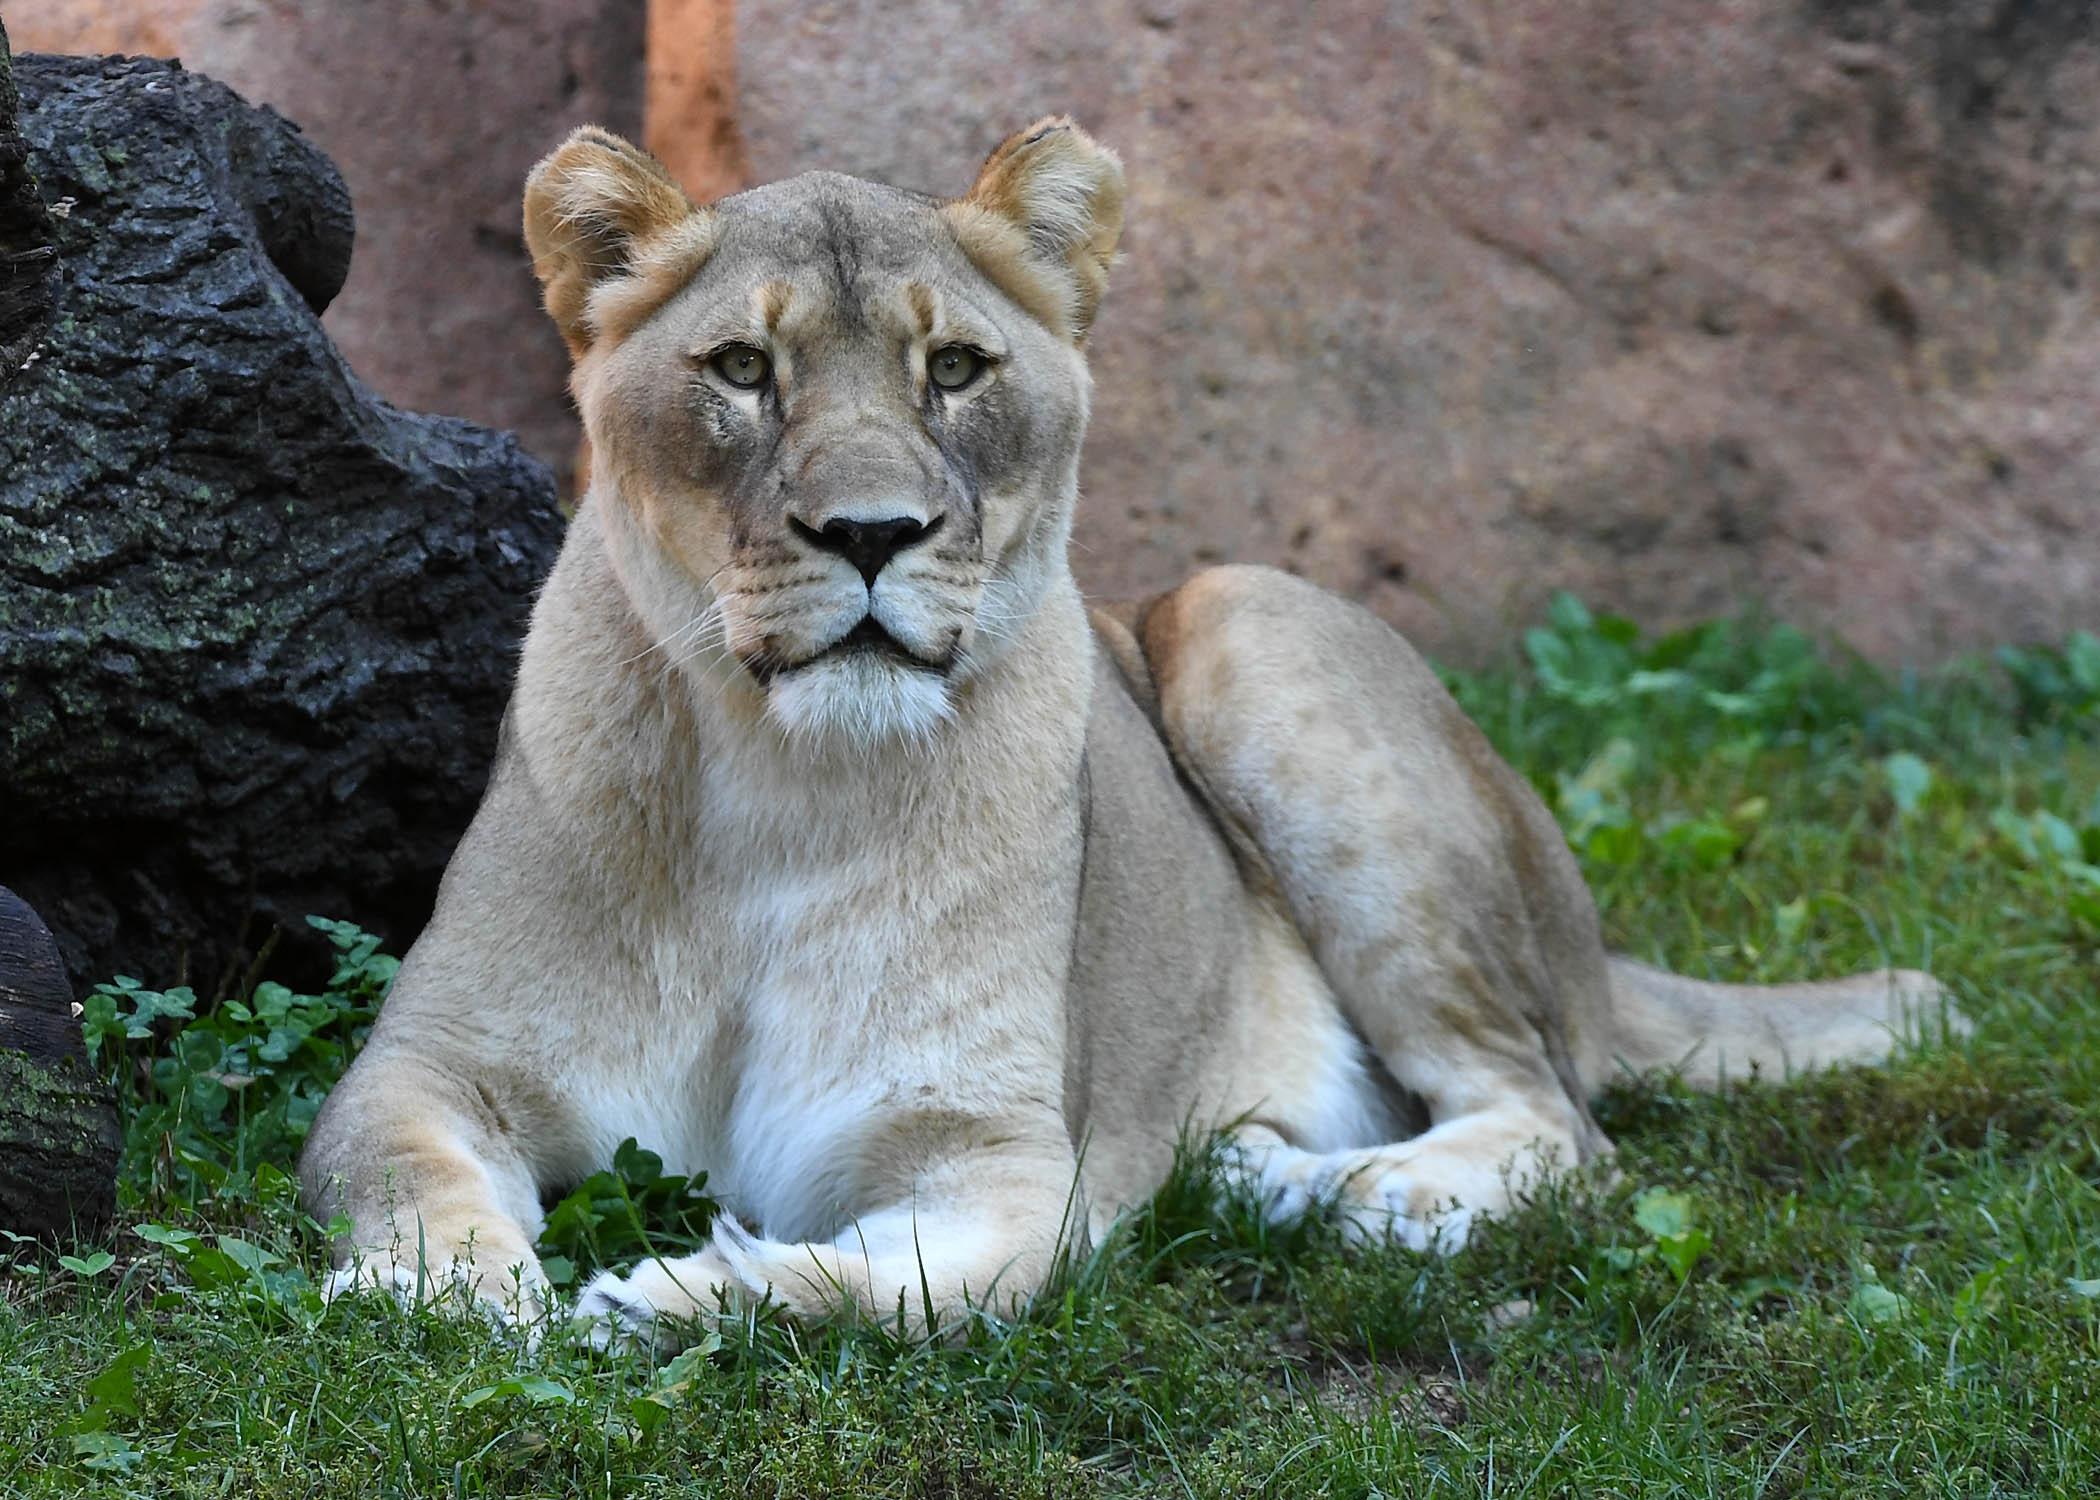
[{"xmin": 523, "ymin": 126, "xmax": 702, "ymax": 355}]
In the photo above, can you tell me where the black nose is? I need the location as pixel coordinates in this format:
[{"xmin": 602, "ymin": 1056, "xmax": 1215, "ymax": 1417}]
[{"xmin": 793, "ymin": 513, "xmax": 941, "ymax": 586}]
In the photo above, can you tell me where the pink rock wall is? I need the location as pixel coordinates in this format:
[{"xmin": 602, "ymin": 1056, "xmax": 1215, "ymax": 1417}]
[{"xmin": 17, "ymin": 1, "xmax": 2099, "ymax": 660}]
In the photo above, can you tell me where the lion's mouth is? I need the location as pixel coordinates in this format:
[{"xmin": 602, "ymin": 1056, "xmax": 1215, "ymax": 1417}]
[{"xmin": 770, "ymin": 616, "xmax": 951, "ymax": 679}]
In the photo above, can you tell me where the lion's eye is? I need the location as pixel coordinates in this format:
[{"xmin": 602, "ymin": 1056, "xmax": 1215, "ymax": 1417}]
[
  {"xmin": 928, "ymin": 345, "xmax": 987, "ymax": 392},
  {"xmin": 711, "ymin": 344, "xmax": 772, "ymax": 390}
]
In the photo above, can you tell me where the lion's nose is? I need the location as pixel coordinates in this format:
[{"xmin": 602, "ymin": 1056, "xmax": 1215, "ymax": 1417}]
[{"xmin": 793, "ymin": 513, "xmax": 942, "ymax": 587}]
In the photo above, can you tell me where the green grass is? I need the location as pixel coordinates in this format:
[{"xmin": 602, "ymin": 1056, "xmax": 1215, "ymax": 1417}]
[{"xmin": 4, "ymin": 600, "xmax": 2099, "ymax": 1497}]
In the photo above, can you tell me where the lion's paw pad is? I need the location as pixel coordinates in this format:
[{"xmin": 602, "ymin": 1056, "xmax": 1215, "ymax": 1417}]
[
  {"xmin": 1333, "ymin": 1168, "xmax": 1475, "ymax": 1253},
  {"xmin": 322, "ymin": 1261, "xmax": 413, "ymax": 1304},
  {"xmin": 575, "ymin": 1271, "xmax": 660, "ymax": 1352}
]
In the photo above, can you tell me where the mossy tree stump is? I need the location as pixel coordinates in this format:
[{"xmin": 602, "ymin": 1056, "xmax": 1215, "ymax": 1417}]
[
  {"xmin": 0, "ymin": 47, "xmax": 563, "ymax": 993},
  {"xmin": 0, "ymin": 886, "xmax": 119, "ymax": 1241}
]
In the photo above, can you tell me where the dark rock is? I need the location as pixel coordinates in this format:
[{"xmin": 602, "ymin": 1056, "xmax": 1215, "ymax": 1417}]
[
  {"xmin": 0, "ymin": 883, "xmax": 83, "ymax": 1066},
  {"xmin": 7, "ymin": 0, "xmax": 649, "ymax": 500},
  {"xmin": 0, "ymin": 55, "xmax": 564, "ymax": 992},
  {"xmin": 0, "ymin": 886, "xmax": 119, "ymax": 1241}
]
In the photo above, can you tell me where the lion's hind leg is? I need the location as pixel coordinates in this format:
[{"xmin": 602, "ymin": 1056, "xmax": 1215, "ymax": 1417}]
[{"xmin": 1143, "ymin": 566, "xmax": 1614, "ymax": 1252}]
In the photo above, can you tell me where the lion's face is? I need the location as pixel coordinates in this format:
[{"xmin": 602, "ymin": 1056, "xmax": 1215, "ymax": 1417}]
[
  {"xmin": 585, "ymin": 174, "xmax": 1092, "ymax": 744},
  {"xmin": 524, "ymin": 122, "xmax": 1124, "ymax": 747}
]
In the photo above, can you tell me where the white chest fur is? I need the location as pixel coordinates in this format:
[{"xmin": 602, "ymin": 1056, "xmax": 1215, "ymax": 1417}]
[{"xmin": 553, "ymin": 620, "xmax": 1094, "ymax": 1244}]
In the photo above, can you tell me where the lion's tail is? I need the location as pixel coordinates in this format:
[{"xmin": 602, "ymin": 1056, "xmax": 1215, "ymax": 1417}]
[{"xmin": 1599, "ymin": 957, "xmax": 1963, "ymax": 1091}]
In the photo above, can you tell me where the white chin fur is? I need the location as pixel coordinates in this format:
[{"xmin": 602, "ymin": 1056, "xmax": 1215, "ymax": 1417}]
[{"xmin": 764, "ymin": 653, "xmax": 954, "ymax": 751}]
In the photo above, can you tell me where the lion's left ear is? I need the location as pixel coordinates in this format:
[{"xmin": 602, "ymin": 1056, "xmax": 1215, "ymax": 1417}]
[{"xmin": 945, "ymin": 117, "xmax": 1126, "ymax": 342}]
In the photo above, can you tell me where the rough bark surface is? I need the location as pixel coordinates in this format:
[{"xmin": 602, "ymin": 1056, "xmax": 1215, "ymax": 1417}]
[
  {"xmin": 8, "ymin": 0, "xmax": 647, "ymax": 498},
  {"xmin": 0, "ymin": 1054, "xmax": 119, "ymax": 1241},
  {"xmin": 0, "ymin": 56, "xmax": 564, "ymax": 991},
  {"xmin": 0, "ymin": 19, "xmax": 57, "ymax": 382},
  {"xmin": 0, "ymin": 887, "xmax": 119, "ymax": 1241}
]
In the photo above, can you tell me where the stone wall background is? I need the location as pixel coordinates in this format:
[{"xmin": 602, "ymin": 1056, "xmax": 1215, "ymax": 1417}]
[{"xmin": 13, "ymin": 0, "xmax": 2098, "ymax": 661}]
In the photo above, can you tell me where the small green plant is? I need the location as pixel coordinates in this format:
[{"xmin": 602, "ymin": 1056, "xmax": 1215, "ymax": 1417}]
[
  {"xmin": 1598, "ymin": 1186, "xmax": 1713, "ymax": 1284},
  {"xmin": 458, "ymin": 1374, "xmax": 576, "ymax": 1411},
  {"xmin": 1998, "ymin": 631, "xmax": 2100, "ymax": 726},
  {"xmin": 1846, "ymin": 1263, "xmax": 1912, "ymax": 1326},
  {"xmin": 1549, "ymin": 734, "xmax": 1768, "ymax": 875},
  {"xmin": 1987, "ymin": 789, "xmax": 2100, "ymax": 937},
  {"xmin": 55, "ymin": 1249, "xmax": 115, "ymax": 1279},
  {"xmin": 535, "ymin": 1138, "xmax": 720, "ymax": 1288},
  {"xmin": 626, "ymin": 1338, "xmax": 727, "ymax": 1437},
  {"xmin": 1518, "ymin": 593, "xmax": 1866, "ymax": 747},
  {"xmin": 78, "ymin": 916, "xmax": 393, "ymax": 1212},
  {"xmin": 1881, "ymin": 750, "xmax": 1934, "ymax": 817}
]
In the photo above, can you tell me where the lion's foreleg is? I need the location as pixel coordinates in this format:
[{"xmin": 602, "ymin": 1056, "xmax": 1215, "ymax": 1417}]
[{"xmin": 301, "ymin": 1057, "xmax": 550, "ymax": 1323}]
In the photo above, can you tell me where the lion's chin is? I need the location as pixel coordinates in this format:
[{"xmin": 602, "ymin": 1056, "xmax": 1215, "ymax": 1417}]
[{"xmin": 763, "ymin": 651, "xmax": 955, "ymax": 751}]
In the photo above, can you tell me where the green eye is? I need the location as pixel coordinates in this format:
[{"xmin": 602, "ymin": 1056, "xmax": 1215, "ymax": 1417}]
[
  {"xmin": 711, "ymin": 344, "xmax": 772, "ymax": 389},
  {"xmin": 928, "ymin": 345, "xmax": 987, "ymax": 392}
]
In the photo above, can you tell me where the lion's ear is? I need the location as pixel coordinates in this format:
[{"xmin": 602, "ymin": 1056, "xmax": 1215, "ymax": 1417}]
[
  {"xmin": 523, "ymin": 126, "xmax": 699, "ymax": 355},
  {"xmin": 947, "ymin": 117, "xmax": 1125, "ymax": 342}
]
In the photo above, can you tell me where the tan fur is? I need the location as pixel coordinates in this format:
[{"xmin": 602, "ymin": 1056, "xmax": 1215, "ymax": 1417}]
[
  {"xmin": 943, "ymin": 116, "xmax": 1125, "ymax": 343},
  {"xmin": 523, "ymin": 128, "xmax": 706, "ymax": 356},
  {"xmin": 302, "ymin": 122, "xmax": 1959, "ymax": 1342}
]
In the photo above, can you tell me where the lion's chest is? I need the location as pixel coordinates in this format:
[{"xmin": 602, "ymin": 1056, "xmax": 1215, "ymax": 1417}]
[
  {"xmin": 578, "ymin": 833, "xmax": 1050, "ymax": 1244},
  {"xmin": 555, "ymin": 687, "xmax": 1087, "ymax": 1241},
  {"xmin": 710, "ymin": 861, "xmax": 919, "ymax": 1240}
]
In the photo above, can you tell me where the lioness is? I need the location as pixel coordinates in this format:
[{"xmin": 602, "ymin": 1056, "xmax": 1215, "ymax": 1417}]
[{"xmin": 301, "ymin": 118, "xmax": 1948, "ymax": 1343}]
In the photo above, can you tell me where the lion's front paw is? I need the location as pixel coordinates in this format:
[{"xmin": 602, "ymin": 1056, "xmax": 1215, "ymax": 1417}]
[
  {"xmin": 575, "ymin": 1243, "xmax": 747, "ymax": 1354},
  {"xmin": 574, "ymin": 1269, "xmax": 665, "ymax": 1352},
  {"xmin": 321, "ymin": 1256, "xmax": 421, "ymax": 1305},
  {"xmin": 322, "ymin": 1251, "xmax": 545, "ymax": 1330}
]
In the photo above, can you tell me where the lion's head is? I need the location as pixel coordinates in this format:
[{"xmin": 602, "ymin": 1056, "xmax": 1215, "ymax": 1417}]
[{"xmin": 522, "ymin": 119, "xmax": 1124, "ymax": 748}]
